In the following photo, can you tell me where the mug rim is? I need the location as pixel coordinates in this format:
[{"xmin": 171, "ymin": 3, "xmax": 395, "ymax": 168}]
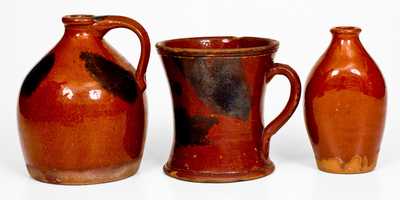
[{"xmin": 156, "ymin": 36, "xmax": 279, "ymax": 57}]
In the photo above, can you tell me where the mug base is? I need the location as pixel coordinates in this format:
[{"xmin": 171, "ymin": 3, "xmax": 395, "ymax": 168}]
[
  {"xmin": 163, "ymin": 162, "xmax": 275, "ymax": 183},
  {"xmin": 26, "ymin": 161, "xmax": 139, "ymax": 185}
]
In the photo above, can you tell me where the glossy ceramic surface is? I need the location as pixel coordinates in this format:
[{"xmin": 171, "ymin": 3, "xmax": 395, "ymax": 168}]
[
  {"xmin": 157, "ymin": 37, "xmax": 301, "ymax": 182},
  {"xmin": 18, "ymin": 15, "xmax": 150, "ymax": 184},
  {"xmin": 305, "ymin": 27, "xmax": 387, "ymax": 174}
]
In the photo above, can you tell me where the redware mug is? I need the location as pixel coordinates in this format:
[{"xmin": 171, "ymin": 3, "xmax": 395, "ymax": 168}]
[{"xmin": 156, "ymin": 36, "xmax": 301, "ymax": 182}]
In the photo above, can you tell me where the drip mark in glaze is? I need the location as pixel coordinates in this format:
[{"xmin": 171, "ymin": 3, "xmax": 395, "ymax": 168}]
[
  {"xmin": 80, "ymin": 52, "xmax": 138, "ymax": 102},
  {"xmin": 174, "ymin": 108, "xmax": 219, "ymax": 147},
  {"xmin": 20, "ymin": 52, "xmax": 56, "ymax": 96}
]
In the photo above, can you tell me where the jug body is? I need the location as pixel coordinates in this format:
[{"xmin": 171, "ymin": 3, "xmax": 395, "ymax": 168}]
[{"xmin": 18, "ymin": 15, "xmax": 150, "ymax": 184}]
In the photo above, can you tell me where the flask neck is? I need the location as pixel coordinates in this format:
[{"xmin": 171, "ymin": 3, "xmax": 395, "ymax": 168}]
[
  {"xmin": 328, "ymin": 26, "xmax": 366, "ymax": 54},
  {"xmin": 330, "ymin": 26, "xmax": 362, "ymax": 43}
]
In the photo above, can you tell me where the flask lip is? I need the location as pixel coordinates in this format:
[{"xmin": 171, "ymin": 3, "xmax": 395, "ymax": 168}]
[
  {"xmin": 62, "ymin": 15, "xmax": 96, "ymax": 25},
  {"xmin": 331, "ymin": 26, "xmax": 362, "ymax": 35}
]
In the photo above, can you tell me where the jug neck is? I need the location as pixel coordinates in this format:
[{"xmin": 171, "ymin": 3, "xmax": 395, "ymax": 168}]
[{"xmin": 61, "ymin": 15, "xmax": 100, "ymax": 38}]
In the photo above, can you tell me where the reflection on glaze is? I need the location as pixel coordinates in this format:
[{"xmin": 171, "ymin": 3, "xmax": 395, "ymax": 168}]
[
  {"xmin": 350, "ymin": 68, "xmax": 361, "ymax": 76},
  {"xmin": 62, "ymin": 86, "xmax": 74, "ymax": 99},
  {"xmin": 330, "ymin": 69, "xmax": 339, "ymax": 77},
  {"xmin": 89, "ymin": 89, "xmax": 102, "ymax": 100}
]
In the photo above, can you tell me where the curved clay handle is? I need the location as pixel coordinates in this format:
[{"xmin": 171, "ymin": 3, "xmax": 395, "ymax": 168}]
[
  {"xmin": 261, "ymin": 63, "xmax": 301, "ymax": 159},
  {"xmin": 93, "ymin": 16, "xmax": 151, "ymax": 92}
]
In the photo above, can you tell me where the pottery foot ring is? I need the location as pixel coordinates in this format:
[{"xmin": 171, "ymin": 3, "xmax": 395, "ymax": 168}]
[
  {"xmin": 26, "ymin": 161, "xmax": 140, "ymax": 185},
  {"xmin": 163, "ymin": 162, "xmax": 275, "ymax": 183}
]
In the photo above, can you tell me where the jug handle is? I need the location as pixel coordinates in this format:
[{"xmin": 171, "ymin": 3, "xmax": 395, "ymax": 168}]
[
  {"xmin": 261, "ymin": 63, "xmax": 301, "ymax": 161},
  {"xmin": 92, "ymin": 16, "xmax": 151, "ymax": 92}
]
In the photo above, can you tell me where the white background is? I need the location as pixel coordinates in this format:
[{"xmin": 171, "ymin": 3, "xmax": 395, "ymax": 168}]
[{"xmin": 2, "ymin": 0, "xmax": 399, "ymax": 199}]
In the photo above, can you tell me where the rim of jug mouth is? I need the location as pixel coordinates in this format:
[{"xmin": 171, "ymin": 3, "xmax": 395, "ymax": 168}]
[
  {"xmin": 62, "ymin": 15, "xmax": 96, "ymax": 25},
  {"xmin": 156, "ymin": 36, "xmax": 279, "ymax": 57}
]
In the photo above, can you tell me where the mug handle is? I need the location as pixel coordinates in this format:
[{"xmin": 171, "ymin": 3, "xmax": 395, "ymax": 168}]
[
  {"xmin": 92, "ymin": 16, "xmax": 151, "ymax": 92},
  {"xmin": 261, "ymin": 63, "xmax": 301, "ymax": 160}
]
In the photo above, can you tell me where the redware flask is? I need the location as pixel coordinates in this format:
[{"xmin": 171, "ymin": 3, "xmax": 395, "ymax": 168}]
[
  {"xmin": 304, "ymin": 26, "xmax": 387, "ymax": 174},
  {"xmin": 17, "ymin": 15, "xmax": 150, "ymax": 184}
]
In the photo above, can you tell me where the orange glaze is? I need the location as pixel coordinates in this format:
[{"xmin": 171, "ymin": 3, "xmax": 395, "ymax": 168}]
[{"xmin": 18, "ymin": 15, "xmax": 150, "ymax": 184}]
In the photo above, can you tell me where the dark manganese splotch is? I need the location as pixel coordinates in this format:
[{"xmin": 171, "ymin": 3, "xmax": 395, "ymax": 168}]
[
  {"xmin": 20, "ymin": 52, "xmax": 56, "ymax": 96},
  {"xmin": 174, "ymin": 57, "xmax": 250, "ymax": 120},
  {"xmin": 171, "ymin": 81, "xmax": 182, "ymax": 96},
  {"xmin": 80, "ymin": 52, "xmax": 138, "ymax": 102},
  {"xmin": 174, "ymin": 108, "xmax": 219, "ymax": 147}
]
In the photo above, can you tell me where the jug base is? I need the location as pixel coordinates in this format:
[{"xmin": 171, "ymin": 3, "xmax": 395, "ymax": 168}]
[
  {"xmin": 316, "ymin": 156, "xmax": 377, "ymax": 174},
  {"xmin": 26, "ymin": 161, "xmax": 139, "ymax": 185},
  {"xmin": 163, "ymin": 162, "xmax": 275, "ymax": 183}
]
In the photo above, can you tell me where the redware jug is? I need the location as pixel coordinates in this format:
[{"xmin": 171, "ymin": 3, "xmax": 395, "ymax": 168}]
[
  {"xmin": 18, "ymin": 15, "xmax": 150, "ymax": 184},
  {"xmin": 156, "ymin": 36, "xmax": 301, "ymax": 182},
  {"xmin": 305, "ymin": 26, "xmax": 387, "ymax": 174}
]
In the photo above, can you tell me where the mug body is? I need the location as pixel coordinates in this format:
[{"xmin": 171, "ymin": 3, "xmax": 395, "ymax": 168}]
[{"xmin": 157, "ymin": 37, "xmax": 279, "ymax": 182}]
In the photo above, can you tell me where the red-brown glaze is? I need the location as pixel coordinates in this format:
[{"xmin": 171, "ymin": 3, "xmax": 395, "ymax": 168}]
[
  {"xmin": 156, "ymin": 37, "xmax": 301, "ymax": 182},
  {"xmin": 305, "ymin": 26, "xmax": 387, "ymax": 174},
  {"xmin": 18, "ymin": 15, "xmax": 150, "ymax": 185}
]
